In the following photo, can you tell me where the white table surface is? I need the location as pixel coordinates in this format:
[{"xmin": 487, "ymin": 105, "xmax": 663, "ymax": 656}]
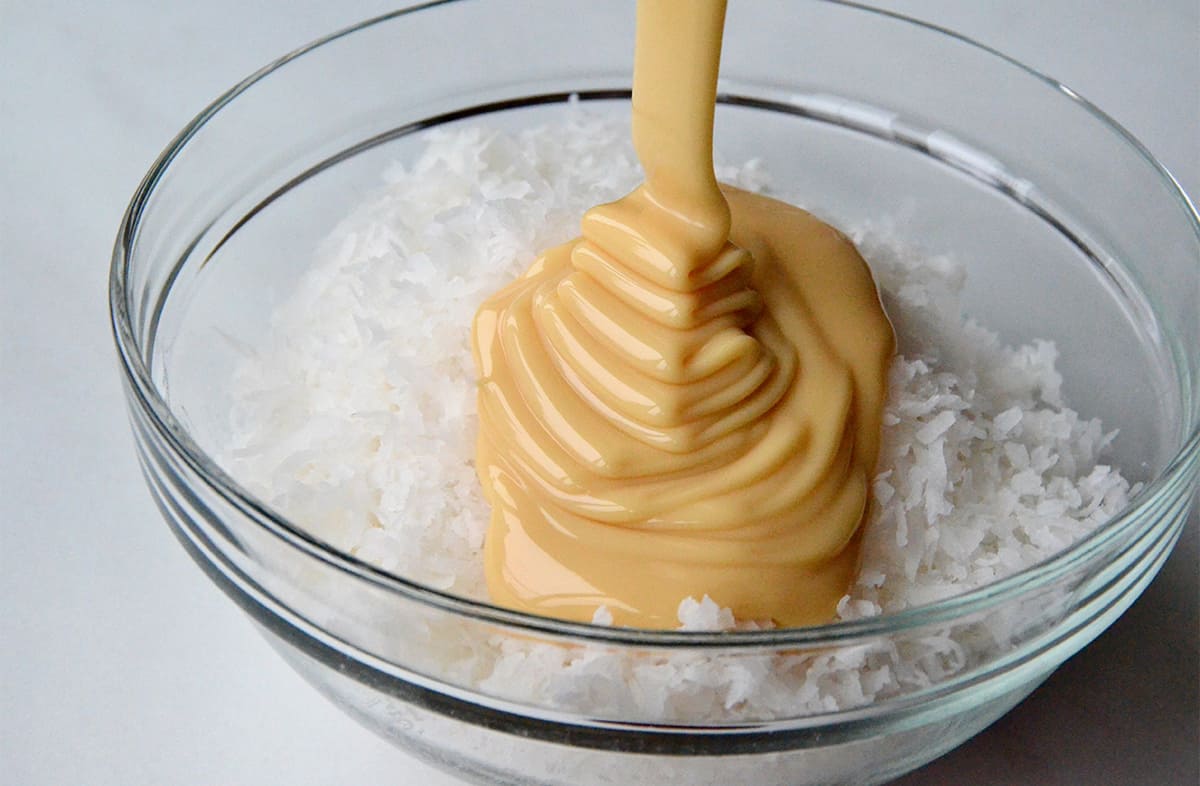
[{"xmin": 3, "ymin": 1, "xmax": 1196, "ymax": 784}]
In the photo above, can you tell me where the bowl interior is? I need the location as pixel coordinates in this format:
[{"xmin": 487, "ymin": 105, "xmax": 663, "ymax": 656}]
[{"xmin": 159, "ymin": 93, "xmax": 1178, "ymax": 490}]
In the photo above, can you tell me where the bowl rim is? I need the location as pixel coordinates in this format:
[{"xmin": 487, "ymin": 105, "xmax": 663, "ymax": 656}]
[{"xmin": 110, "ymin": 0, "xmax": 1200, "ymax": 648}]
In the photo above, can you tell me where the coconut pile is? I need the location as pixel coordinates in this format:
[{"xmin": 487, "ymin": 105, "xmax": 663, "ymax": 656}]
[{"xmin": 223, "ymin": 112, "xmax": 1136, "ymax": 720}]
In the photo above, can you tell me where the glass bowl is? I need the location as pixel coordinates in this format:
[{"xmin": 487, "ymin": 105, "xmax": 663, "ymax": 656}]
[{"xmin": 110, "ymin": 1, "xmax": 1199, "ymax": 784}]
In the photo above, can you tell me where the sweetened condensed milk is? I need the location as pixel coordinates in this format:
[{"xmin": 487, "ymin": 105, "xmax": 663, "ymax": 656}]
[{"xmin": 472, "ymin": 0, "xmax": 894, "ymax": 628}]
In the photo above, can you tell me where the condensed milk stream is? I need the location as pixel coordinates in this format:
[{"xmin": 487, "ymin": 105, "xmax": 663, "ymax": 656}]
[{"xmin": 472, "ymin": 0, "xmax": 894, "ymax": 628}]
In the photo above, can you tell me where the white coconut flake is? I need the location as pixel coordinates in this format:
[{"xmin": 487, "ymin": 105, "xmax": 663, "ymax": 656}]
[
  {"xmin": 677, "ymin": 596, "xmax": 738, "ymax": 632},
  {"xmin": 221, "ymin": 111, "xmax": 1137, "ymax": 721},
  {"xmin": 591, "ymin": 606, "xmax": 615, "ymax": 627}
]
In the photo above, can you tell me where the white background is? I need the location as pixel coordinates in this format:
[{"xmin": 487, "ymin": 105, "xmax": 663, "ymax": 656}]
[{"xmin": 3, "ymin": 1, "xmax": 1196, "ymax": 784}]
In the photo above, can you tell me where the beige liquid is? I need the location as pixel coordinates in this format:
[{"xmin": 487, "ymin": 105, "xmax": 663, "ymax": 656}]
[{"xmin": 472, "ymin": 0, "xmax": 894, "ymax": 628}]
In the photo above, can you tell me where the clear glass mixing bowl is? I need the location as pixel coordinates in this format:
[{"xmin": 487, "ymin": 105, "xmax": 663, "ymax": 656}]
[{"xmin": 111, "ymin": 2, "xmax": 1199, "ymax": 784}]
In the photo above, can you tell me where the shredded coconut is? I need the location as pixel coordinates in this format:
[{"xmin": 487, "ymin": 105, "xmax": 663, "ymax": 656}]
[{"xmin": 221, "ymin": 112, "xmax": 1137, "ymax": 721}]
